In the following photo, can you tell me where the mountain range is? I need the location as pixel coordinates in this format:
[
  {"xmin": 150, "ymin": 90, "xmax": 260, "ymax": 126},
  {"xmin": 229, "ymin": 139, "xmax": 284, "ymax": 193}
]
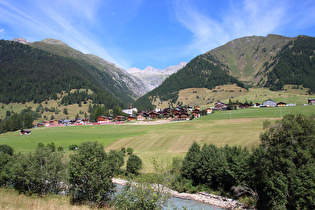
[
  {"xmin": 2, "ymin": 34, "xmax": 315, "ymax": 111},
  {"xmin": 127, "ymin": 62, "xmax": 187, "ymax": 92}
]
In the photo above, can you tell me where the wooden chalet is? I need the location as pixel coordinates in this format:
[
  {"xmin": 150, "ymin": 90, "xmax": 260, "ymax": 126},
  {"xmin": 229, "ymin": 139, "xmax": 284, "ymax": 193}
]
[
  {"xmin": 239, "ymin": 103, "xmax": 251, "ymax": 109},
  {"xmin": 148, "ymin": 111, "xmax": 158, "ymax": 119},
  {"xmin": 308, "ymin": 99, "xmax": 315, "ymax": 105},
  {"xmin": 277, "ymin": 102, "xmax": 286, "ymax": 107},
  {"xmin": 49, "ymin": 119, "xmax": 59, "ymax": 126},
  {"xmin": 128, "ymin": 116, "xmax": 136, "ymax": 121},
  {"xmin": 214, "ymin": 102, "xmax": 227, "ymax": 110},
  {"xmin": 137, "ymin": 114, "xmax": 146, "ymax": 121},
  {"xmin": 97, "ymin": 116, "xmax": 109, "ymax": 122},
  {"xmin": 191, "ymin": 109, "xmax": 200, "ymax": 118},
  {"xmin": 195, "ymin": 105, "xmax": 200, "ymax": 110},
  {"xmin": 114, "ymin": 116, "xmax": 125, "ymax": 121},
  {"xmin": 253, "ymin": 103, "xmax": 260, "ymax": 107},
  {"xmin": 20, "ymin": 129, "xmax": 31, "ymax": 135},
  {"xmin": 37, "ymin": 123, "xmax": 44, "ymax": 127},
  {"xmin": 205, "ymin": 108, "xmax": 213, "ymax": 114}
]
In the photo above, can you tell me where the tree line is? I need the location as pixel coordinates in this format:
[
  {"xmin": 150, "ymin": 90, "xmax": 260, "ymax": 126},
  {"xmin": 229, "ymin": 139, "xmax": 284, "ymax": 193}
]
[
  {"xmin": 0, "ymin": 107, "xmax": 35, "ymax": 134},
  {"xmin": 0, "ymin": 141, "xmax": 144, "ymax": 208},
  {"xmin": 176, "ymin": 114, "xmax": 314, "ymax": 209}
]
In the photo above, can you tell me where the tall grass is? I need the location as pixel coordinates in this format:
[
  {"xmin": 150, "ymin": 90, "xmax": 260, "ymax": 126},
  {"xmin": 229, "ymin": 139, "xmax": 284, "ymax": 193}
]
[{"xmin": 0, "ymin": 188, "xmax": 93, "ymax": 210}]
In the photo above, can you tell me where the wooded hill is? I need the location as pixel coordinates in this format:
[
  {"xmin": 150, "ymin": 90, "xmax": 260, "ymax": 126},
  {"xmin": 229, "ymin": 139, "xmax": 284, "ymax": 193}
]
[
  {"xmin": 30, "ymin": 38, "xmax": 147, "ymax": 98},
  {"xmin": 0, "ymin": 40, "xmax": 131, "ymax": 108},
  {"xmin": 135, "ymin": 35, "xmax": 315, "ymax": 110}
]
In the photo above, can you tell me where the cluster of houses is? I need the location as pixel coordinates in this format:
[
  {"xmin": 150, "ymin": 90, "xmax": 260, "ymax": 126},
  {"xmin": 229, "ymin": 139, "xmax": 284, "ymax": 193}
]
[
  {"xmin": 214, "ymin": 99, "xmax": 299, "ymax": 110},
  {"xmin": 98, "ymin": 106, "xmax": 213, "ymax": 123},
  {"xmin": 29, "ymin": 98, "xmax": 314, "ymax": 130}
]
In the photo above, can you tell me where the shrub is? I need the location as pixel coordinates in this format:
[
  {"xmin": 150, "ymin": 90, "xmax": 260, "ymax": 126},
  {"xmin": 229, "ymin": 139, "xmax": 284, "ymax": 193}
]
[
  {"xmin": 126, "ymin": 154, "xmax": 142, "ymax": 175},
  {"xmin": 127, "ymin": 147, "xmax": 133, "ymax": 155}
]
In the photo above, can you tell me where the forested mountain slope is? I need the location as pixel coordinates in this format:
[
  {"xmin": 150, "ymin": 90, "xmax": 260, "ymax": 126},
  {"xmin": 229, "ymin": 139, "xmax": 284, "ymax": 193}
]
[
  {"xmin": 263, "ymin": 36, "xmax": 315, "ymax": 92},
  {"xmin": 134, "ymin": 54, "xmax": 246, "ymax": 110},
  {"xmin": 30, "ymin": 38, "xmax": 147, "ymax": 98},
  {"xmin": 0, "ymin": 40, "xmax": 125, "ymax": 108},
  {"xmin": 208, "ymin": 35, "xmax": 315, "ymax": 92}
]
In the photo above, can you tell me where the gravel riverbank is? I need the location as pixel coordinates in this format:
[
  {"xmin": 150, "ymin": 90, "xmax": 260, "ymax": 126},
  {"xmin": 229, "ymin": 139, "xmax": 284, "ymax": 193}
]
[{"xmin": 112, "ymin": 178, "xmax": 246, "ymax": 209}]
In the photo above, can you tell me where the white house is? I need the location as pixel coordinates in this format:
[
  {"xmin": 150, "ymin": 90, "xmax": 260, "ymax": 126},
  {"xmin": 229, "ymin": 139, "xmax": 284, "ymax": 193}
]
[{"xmin": 262, "ymin": 100, "xmax": 276, "ymax": 107}]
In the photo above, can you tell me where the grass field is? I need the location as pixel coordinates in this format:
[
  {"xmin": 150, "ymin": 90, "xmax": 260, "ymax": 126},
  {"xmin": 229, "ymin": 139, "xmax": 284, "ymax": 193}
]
[
  {"xmin": 0, "ymin": 188, "xmax": 92, "ymax": 210},
  {"xmin": 1, "ymin": 105, "xmax": 314, "ymax": 172}
]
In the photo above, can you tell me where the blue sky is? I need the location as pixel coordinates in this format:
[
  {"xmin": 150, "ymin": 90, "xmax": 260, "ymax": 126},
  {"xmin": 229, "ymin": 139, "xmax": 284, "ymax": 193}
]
[{"xmin": 1, "ymin": 0, "xmax": 315, "ymax": 70}]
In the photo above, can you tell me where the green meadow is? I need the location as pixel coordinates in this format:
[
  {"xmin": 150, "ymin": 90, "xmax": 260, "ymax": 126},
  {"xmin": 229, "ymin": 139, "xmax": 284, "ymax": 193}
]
[{"xmin": 1, "ymin": 105, "xmax": 314, "ymax": 172}]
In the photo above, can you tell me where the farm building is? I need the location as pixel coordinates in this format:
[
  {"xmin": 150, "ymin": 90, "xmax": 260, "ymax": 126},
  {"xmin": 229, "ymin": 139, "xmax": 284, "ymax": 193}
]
[
  {"xmin": 308, "ymin": 99, "xmax": 315, "ymax": 105},
  {"xmin": 262, "ymin": 100, "xmax": 277, "ymax": 107},
  {"xmin": 277, "ymin": 102, "xmax": 286, "ymax": 107},
  {"xmin": 20, "ymin": 129, "xmax": 31, "ymax": 135},
  {"xmin": 214, "ymin": 101, "xmax": 227, "ymax": 110},
  {"xmin": 97, "ymin": 116, "xmax": 110, "ymax": 123}
]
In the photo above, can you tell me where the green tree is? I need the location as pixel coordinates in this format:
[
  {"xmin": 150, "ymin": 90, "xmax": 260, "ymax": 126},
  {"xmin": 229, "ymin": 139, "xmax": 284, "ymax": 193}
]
[
  {"xmin": 250, "ymin": 114, "xmax": 315, "ymax": 209},
  {"xmin": 127, "ymin": 147, "xmax": 134, "ymax": 155},
  {"xmin": 113, "ymin": 105, "xmax": 123, "ymax": 116},
  {"xmin": 0, "ymin": 145, "xmax": 14, "ymax": 156},
  {"xmin": 126, "ymin": 154, "xmax": 142, "ymax": 175},
  {"xmin": 108, "ymin": 150, "xmax": 124, "ymax": 175},
  {"xmin": 68, "ymin": 141, "xmax": 114, "ymax": 207},
  {"xmin": 120, "ymin": 147, "xmax": 126, "ymax": 155},
  {"xmin": 181, "ymin": 141, "xmax": 200, "ymax": 183},
  {"xmin": 63, "ymin": 108, "xmax": 68, "ymax": 115},
  {"xmin": 1, "ymin": 145, "xmax": 66, "ymax": 195}
]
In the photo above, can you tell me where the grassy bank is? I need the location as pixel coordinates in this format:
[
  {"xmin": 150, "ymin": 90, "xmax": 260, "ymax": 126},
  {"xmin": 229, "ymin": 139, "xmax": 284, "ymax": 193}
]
[{"xmin": 0, "ymin": 188, "xmax": 92, "ymax": 210}]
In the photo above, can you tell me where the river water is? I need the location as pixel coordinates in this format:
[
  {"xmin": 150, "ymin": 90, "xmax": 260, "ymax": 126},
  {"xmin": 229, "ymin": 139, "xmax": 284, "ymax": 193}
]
[{"xmin": 115, "ymin": 184, "xmax": 226, "ymax": 210}]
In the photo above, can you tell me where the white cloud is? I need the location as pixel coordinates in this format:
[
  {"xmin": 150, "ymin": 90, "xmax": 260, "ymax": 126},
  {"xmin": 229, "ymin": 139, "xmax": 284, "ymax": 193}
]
[
  {"xmin": 173, "ymin": 0, "xmax": 314, "ymax": 55},
  {"xmin": 0, "ymin": 28, "xmax": 4, "ymax": 33},
  {"xmin": 0, "ymin": 0, "xmax": 132, "ymax": 68}
]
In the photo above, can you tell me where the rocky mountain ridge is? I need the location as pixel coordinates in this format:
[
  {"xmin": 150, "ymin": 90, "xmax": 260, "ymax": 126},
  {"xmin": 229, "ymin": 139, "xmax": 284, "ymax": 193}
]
[{"xmin": 127, "ymin": 62, "xmax": 187, "ymax": 92}]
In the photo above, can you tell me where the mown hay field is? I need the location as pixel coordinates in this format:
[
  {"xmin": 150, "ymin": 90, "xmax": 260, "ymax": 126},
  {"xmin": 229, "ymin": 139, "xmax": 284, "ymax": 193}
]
[{"xmin": 1, "ymin": 105, "xmax": 314, "ymax": 172}]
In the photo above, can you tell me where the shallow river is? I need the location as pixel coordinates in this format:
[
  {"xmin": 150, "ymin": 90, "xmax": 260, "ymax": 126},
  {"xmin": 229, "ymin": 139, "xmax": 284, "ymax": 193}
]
[{"xmin": 116, "ymin": 184, "xmax": 226, "ymax": 210}]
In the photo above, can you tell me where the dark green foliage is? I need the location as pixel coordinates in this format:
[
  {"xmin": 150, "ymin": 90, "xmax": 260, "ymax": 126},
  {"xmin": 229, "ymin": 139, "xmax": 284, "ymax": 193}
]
[
  {"xmin": 181, "ymin": 141, "xmax": 200, "ymax": 182},
  {"xmin": 68, "ymin": 141, "xmax": 114, "ymax": 207},
  {"xmin": 265, "ymin": 36, "xmax": 315, "ymax": 93},
  {"xmin": 0, "ymin": 40, "xmax": 128, "ymax": 107},
  {"xmin": 180, "ymin": 114, "xmax": 315, "ymax": 209},
  {"xmin": 0, "ymin": 145, "xmax": 66, "ymax": 195},
  {"xmin": 126, "ymin": 154, "xmax": 142, "ymax": 175},
  {"xmin": 37, "ymin": 143, "xmax": 44, "ymax": 148},
  {"xmin": 135, "ymin": 53, "xmax": 246, "ymax": 110},
  {"xmin": 69, "ymin": 144, "xmax": 78, "ymax": 150},
  {"xmin": 249, "ymin": 114, "xmax": 315, "ymax": 209},
  {"xmin": 46, "ymin": 142, "xmax": 56, "ymax": 152},
  {"xmin": 127, "ymin": 147, "xmax": 134, "ymax": 155},
  {"xmin": 63, "ymin": 108, "xmax": 68, "ymax": 115},
  {"xmin": 89, "ymin": 105, "xmax": 109, "ymax": 122},
  {"xmin": 120, "ymin": 147, "xmax": 126, "ymax": 155},
  {"xmin": 0, "ymin": 109, "xmax": 34, "ymax": 134},
  {"xmin": 0, "ymin": 145, "xmax": 14, "ymax": 156},
  {"xmin": 108, "ymin": 150, "xmax": 124, "ymax": 175}
]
